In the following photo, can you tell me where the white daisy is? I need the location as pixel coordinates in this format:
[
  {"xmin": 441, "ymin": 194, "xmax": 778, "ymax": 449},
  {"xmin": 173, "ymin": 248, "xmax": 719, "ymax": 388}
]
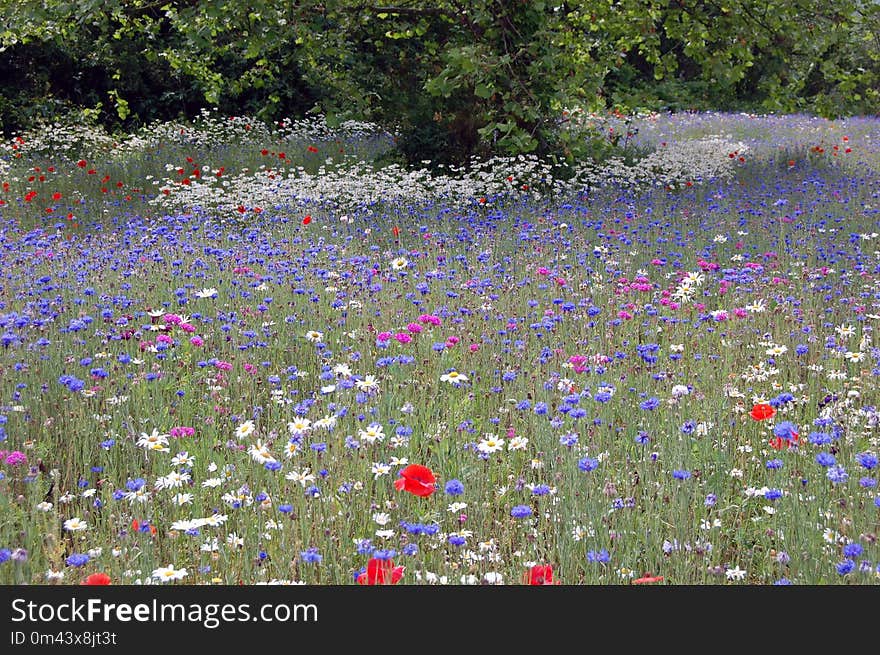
[
  {"xmin": 152, "ymin": 565, "xmax": 188, "ymax": 582},
  {"xmin": 477, "ymin": 434, "xmax": 505, "ymax": 454},
  {"xmin": 235, "ymin": 420, "xmax": 256, "ymax": 440},
  {"xmin": 63, "ymin": 517, "xmax": 88, "ymax": 531},
  {"xmin": 440, "ymin": 370, "xmax": 468, "ymax": 384}
]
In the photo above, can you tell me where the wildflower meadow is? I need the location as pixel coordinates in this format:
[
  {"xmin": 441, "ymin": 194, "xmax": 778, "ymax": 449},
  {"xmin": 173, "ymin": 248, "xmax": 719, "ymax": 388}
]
[{"xmin": 0, "ymin": 109, "xmax": 879, "ymax": 586}]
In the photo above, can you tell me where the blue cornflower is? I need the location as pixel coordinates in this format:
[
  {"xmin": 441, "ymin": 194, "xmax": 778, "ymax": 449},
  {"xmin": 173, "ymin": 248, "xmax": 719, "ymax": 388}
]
[
  {"xmin": 278, "ymin": 504, "xmax": 293, "ymax": 514},
  {"xmin": 672, "ymin": 469, "xmax": 692, "ymax": 481},
  {"xmin": 448, "ymin": 534, "xmax": 466, "ymax": 547},
  {"xmin": 0, "ymin": 549, "xmax": 11, "ymax": 564},
  {"xmin": 815, "ymin": 452, "xmax": 836, "ymax": 467},
  {"xmin": 857, "ymin": 452, "xmax": 878, "ymax": 470},
  {"xmin": 401, "ymin": 522, "xmax": 423, "ymax": 535},
  {"xmin": 837, "ymin": 560, "xmax": 855, "ymax": 576},
  {"xmin": 371, "ymin": 549, "xmax": 397, "ymax": 561},
  {"xmin": 510, "ymin": 505, "xmax": 533, "ymax": 519},
  {"xmin": 578, "ymin": 457, "xmax": 599, "ymax": 472},
  {"xmin": 826, "ymin": 466, "xmax": 849, "ymax": 484},
  {"xmin": 773, "ymin": 421, "xmax": 799, "ymax": 441},
  {"xmin": 635, "ymin": 431, "xmax": 650, "ymax": 445},
  {"xmin": 586, "ymin": 549, "xmax": 611, "ymax": 563},
  {"xmin": 640, "ymin": 397, "xmax": 660, "ymax": 411},
  {"xmin": 773, "ymin": 578, "xmax": 793, "ymax": 585},
  {"xmin": 843, "ymin": 543, "xmax": 863, "ymax": 559},
  {"xmin": 300, "ymin": 547, "xmax": 323, "ymax": 564},
  {"xmin": 402, "ymin": 544, "xmax": 419, "ymax": 557},
  {"xmin": 445, "ymin": 479, "xmax": 464, "ymax": 496},
  {"xmin": 808, "ymin": 432, "xmax": 833, "ymax": 445},
  {"xmin": 764, "ymin": 488, "xmax": 783, "ymax": 501},
  {"xmin": 704, "ymin": 493, "xmax": 717, "ymax": 507},
  {"xmin": 126, "ymin": 478, "xmax": 146, "ymax": 492},
  {"xmin": 559, "ymin": 433, "xmax": 579, "ymax": 448},
  {"xmin": 530, "ymin": 484, "xmax": 552, "ymax": 496},
  {"xmin": 766, "ymin": 459, "xmax": 783, "ymax": 470},
  {"xmin": 65, "ymin": 553, "xmax": 90, "ymax": 567}
]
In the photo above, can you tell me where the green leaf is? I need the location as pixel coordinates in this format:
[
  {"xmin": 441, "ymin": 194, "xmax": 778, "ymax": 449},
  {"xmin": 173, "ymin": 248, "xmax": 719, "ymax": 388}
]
[{"xmin": 474, "ymin": 83, "xmax": 493, "ymax": 99}]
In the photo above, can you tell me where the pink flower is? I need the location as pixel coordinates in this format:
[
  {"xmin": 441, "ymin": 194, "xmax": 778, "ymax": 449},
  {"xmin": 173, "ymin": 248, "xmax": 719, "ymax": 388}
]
[
  {"xmin": 377, "ymin": 332, "xmax": 392, "ymax": 342},
  {"xmin": 190, "ymin": 336, "xmax": 203, "ymax": 347},
  {"xmin": 163, "ymin": 314, "xmax": 182, "ymax": 325},
  {"xmin": 537, "ymin": 267, "xmax": 550, "ymax": 276},
  {"xmin": 3, "ymin": 451, "xmax": 27, "ymax": 467},
  {"xmin": 446, "ymin": 336, "xmax": 460, "ymax": 345},
  {"xmin": 156, "ymin": 334, "xmax": 174, "ymax": 344},
  {"xmin": 469, "ymin": 343, "xmax": 480, "ymax": 352},
  {"xmin": 170, "ymin": 426, "xmax": 195, "ymax": 438},
  {"xmin": 180, "ymin": 323, "xmax": 196, "ymax": 333},
  {"xmin": 406, "ymin": 323, "xmax": 422, "ymax": 334},
  {"xmin": 394, "ymin": 332, "xmax": 412, "ymax": 344},
  {"xmin": 215, "ymin": 361, "xmax": 233, "ymax": 371}
]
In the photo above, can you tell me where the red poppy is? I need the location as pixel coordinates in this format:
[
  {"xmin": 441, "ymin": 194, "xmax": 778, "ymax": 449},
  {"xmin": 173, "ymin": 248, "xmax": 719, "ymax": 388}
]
[
  {"xmin": 82, "ymin": 572, "xmax": 111, "ymax": 585},
  {"xmin": 357, "ymin": 558, "xmax": 404, "ymax": 585},
  {"xmin": 393, "ymin": 464, "xmax": 436, "ymax": 497},
  {"xmin": 302, "ymin": 215, "xmax": 311, "ymax": 225},
  {"xmin": 632, "ymin": 573, "xmax": 664, "ymax": 585},
  {"xmin": 392, "ymin": 226, "xmax": 400, "ymax": 238},
  {"xmin": 749, "ymin": 403, "xmax": 775, "ymax": 421},
  {"xmin": 525, "ymin": 564, "xmax": 560, "ymax": 585}
]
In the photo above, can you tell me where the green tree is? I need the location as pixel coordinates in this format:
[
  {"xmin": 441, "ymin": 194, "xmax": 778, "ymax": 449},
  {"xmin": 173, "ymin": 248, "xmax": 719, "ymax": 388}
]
[{"xmin": 2, "ymin": 0, "xmax": 877, "ymax": 160}]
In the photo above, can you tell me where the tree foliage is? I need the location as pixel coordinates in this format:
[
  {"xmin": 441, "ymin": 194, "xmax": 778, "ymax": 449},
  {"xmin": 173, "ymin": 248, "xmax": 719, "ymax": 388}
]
[{"xmin": 1, "ymin": 0, "xmax": 877, "ymax": 164}]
